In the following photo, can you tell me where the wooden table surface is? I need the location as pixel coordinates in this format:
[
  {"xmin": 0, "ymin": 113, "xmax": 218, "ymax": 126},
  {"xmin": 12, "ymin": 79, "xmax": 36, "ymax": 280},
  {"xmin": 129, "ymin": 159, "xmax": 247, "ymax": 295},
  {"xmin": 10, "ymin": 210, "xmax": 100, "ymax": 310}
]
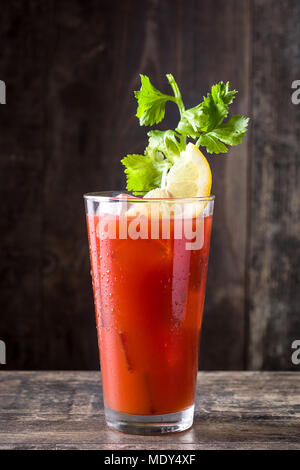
[{"xmin": 0, "ymin": 371, "xmax": 299, "ymax": 450}]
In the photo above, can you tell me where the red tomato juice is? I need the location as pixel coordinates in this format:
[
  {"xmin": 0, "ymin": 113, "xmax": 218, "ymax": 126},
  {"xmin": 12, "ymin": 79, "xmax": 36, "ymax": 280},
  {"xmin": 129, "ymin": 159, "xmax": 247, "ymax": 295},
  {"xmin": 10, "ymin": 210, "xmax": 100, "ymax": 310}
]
[{"xmin": 87, "ymin": 214, "xmax": 212, "ymax": 415}]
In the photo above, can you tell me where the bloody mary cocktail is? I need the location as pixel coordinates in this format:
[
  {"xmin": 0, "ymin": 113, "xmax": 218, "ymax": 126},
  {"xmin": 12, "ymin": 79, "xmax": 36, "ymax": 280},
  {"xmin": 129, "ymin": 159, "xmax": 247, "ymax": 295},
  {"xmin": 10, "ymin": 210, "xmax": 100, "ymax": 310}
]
[
  {"xmin": 85, "ymin": 194, "xmax": 214, "ymax": 433},
  {"xmin": 84, "ymin": 73, "xmax": 249, "ymax": 434}
]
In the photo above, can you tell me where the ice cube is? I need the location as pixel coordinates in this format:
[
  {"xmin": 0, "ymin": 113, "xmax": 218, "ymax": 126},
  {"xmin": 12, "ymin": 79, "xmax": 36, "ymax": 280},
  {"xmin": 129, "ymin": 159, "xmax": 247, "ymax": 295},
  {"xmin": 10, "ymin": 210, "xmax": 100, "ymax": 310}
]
[{"xmin": 97, "ymin": 193, "xmax": 136, "ymax": 216}]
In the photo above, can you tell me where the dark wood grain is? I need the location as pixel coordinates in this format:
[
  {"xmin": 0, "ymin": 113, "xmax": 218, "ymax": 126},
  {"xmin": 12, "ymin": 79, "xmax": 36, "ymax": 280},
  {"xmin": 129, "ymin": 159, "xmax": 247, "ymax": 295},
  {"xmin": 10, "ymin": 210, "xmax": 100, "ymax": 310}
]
[
  {"xmin": 247, "ymin": 0, "xmax": 300, "ymax": 369},
  {"xmin": 0, "ymin": 0, "xmax": 49, "ymax": 368},
  {"xmin": 0, "ymin": 0, "xmax": 251, "ymax": 370},
  {"xmin": 0, "ymin": 1, "xmax": 299, "ymax": 372},
  {"xmin": 0, "ymin": 371, "xmax": 299, "ymax": 450},
  {"xmin": 191, "ymin": 0, "xmax": 251, "ymax": 370}
]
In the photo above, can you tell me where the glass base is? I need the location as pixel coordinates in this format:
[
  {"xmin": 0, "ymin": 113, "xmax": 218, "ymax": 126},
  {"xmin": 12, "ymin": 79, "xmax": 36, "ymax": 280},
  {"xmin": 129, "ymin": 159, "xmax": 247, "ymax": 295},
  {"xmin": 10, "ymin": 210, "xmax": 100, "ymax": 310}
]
[{"xmin": 104, "ymin": 405, "xmax": 194, "ymax": 435}]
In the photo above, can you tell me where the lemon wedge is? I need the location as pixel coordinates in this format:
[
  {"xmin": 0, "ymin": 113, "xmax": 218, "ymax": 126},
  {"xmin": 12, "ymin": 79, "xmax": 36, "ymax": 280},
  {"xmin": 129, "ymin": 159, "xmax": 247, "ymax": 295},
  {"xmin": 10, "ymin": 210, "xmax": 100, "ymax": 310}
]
[
  {"xmin": 126, "ymin": 188, "xmax": 171, "ymax": 218},
  {"xmin": 166, "ymin": 142, "xmax": 212, "ymax": 198},
  {"xmin": 166, "ymin": 142, "xmax": 212, "ymax": 217}
]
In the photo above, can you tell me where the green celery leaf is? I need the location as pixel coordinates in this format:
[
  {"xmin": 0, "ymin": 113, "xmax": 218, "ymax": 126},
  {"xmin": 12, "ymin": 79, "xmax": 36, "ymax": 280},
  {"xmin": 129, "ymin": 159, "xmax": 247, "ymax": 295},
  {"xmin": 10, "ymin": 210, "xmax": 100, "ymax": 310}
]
[
  {"xmin": 201, "ymin": 82, "xmax": 238, "ymax": 131},
  {"xmin": 196, "ymin": 134, "xmax": 228, "ymax": 154},
  {"xmin": 147, "ymin": 130, "xmax": 182, "ymax": 163},
  {"xmin": 176, "ymin": 82, "xmax": 238, "ymax": 137},
  {"xmin": 176, "ymin": 105, "xmax": 208, "ymax": 138},
  {"xmin": 164, "ymin": 131, "xmax": 182, "ymax": 160},
  {"xmin": 134, "ymin": 75, "xmax": 175, "ymax": 126},
  {"xmin": 209, "ymin": 115, "xmax": 249, "ymax": 145},
  {"xmin": 147, "ymin": 130, "xmax": 166, "ymax": 152},
  {"xmin": 196, "ymin": 115, "xmax": 249, "ymax": 154},
  {"xmin": 211, "ymin": 81, "xmax": 237, "ymax": 107},
  {"xmin": 121, "ymin": 154, "xmax": 170, "ymax": 192},
  {"xmin": 144, "ymin": 146, "xmax": 165, "ymax": 162}
]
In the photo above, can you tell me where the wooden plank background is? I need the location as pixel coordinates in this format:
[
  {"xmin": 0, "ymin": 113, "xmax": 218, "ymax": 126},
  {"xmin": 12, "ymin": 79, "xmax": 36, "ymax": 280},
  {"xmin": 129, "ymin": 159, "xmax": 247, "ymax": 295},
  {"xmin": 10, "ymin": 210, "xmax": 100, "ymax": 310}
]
[
  {"xmin": 0, "ymin": 0, "xmax": 299, "ymax": 370},
  {"xmin": 248, "ymin": 0, "xmax": 300, "ymax": 369}
]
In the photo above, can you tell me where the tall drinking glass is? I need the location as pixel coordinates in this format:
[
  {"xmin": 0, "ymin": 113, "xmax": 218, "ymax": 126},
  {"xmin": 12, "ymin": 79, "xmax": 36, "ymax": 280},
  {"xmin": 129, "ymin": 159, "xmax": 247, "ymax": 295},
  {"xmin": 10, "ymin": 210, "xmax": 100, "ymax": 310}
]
[{"xmin": 84, "ymin": 192, "xmax": 214, "ymax": 434}]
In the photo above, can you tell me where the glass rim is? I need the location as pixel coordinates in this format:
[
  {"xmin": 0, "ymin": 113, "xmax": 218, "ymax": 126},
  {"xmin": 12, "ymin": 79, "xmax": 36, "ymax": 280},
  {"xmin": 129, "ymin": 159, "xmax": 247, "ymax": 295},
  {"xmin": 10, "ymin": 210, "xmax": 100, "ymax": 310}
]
[{"xmin": 84, "ymin": 191, "xmax": 215, "ymax": 203}]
